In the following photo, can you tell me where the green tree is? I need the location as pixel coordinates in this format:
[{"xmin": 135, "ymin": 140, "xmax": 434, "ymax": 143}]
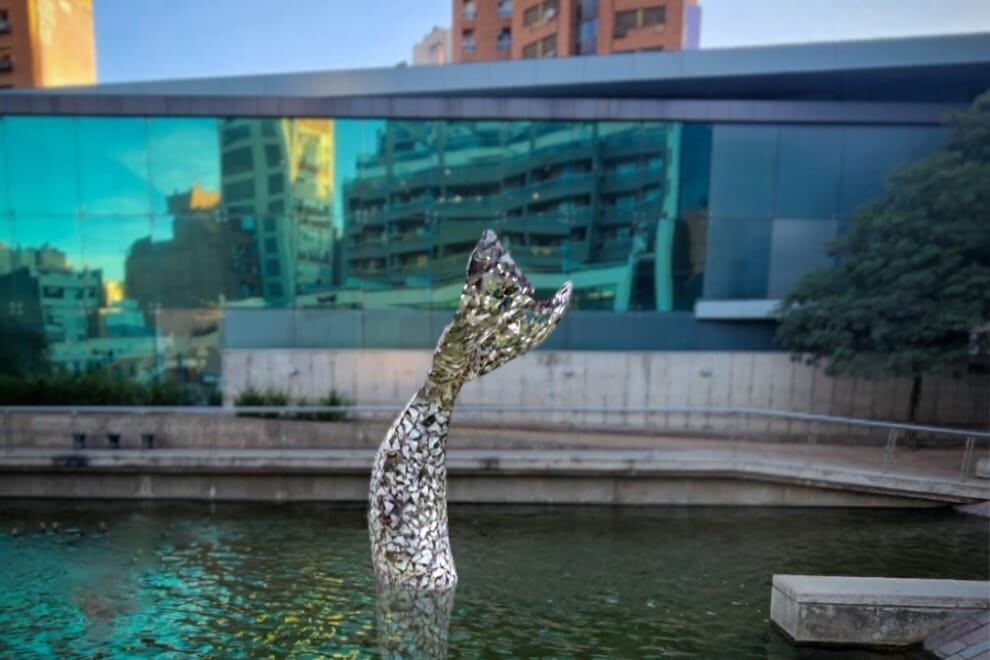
[{"xmin": 776, "ymin": 90, "xmax": 990, "ymax": 422}]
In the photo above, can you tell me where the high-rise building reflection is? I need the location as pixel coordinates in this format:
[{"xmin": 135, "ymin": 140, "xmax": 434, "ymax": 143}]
[
  {"xmin": 219, "ymin": 118, "xmax": 335, "ymax": 306},
  {"xmin": 336, "ymin": 120, "xmax": 709, "ymax": 311}
]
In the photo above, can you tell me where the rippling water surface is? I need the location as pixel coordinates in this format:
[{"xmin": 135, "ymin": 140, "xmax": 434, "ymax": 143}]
[{"xmin": 0, "ymin": 502, "xmax": 986, "ymax": 658}]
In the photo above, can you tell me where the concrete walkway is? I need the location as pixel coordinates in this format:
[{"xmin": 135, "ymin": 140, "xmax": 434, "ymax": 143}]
[
  {"xmin": 925, "ymin": 610, "xmax": 990, "ymax": 659},
  {"xmin": 2, "ymin": 443, "xmax": 987, "ymax": 503}
]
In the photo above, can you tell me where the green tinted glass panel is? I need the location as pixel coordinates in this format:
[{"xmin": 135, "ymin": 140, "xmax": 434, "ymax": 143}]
[
  {"xmin": 5, "ymin": 117, "xmax": 79, "ymax": 216},
  {"xmin": 77, "ymin": 118, "xmax": 152, "ymax": 215},
  {"xmin": 147, "ymin": 118, "xmax": 221, "ymax": 215}
]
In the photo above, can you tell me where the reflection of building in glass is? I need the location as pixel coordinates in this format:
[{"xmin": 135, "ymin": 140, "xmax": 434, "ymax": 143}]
[
  {"xmin": 123, "ymin": 185, "xmax": 256, "ymax": 386},
  {"xmin": 154, "ymin": 307, "xmax": 225, "ymax": 391},
  {"xmin": 0, "ymin": 242, "xmax": 100, "ymax": 343},
  {"xmin": 37, "ymin": 268, "xmax": 102, "ymax": 343},
  {"xmin": 0, "ymin": 265, "xmax": 42, "ymax": 320},
  {"xmin": 126, "ymin": 185, "xmax": 260, "ymax": 310},
  {"xmin": 339, "ymin": 120, "xmax": 709, "ymax": 311},
  {"xmin": 219, "ymin": 118, "xmax": 335, "ymax": 304},
  {"xmin": 0, "ymin": 241, "xmax": 147, "ymax": 375}
]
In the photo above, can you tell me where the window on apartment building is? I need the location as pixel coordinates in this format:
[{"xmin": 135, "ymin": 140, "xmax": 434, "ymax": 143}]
[
  {"xmin": 614, "ymin": 10, "xmax": 638, "ymax": 35},
  {"xmin": 578, "ymin": 18, "xmax": 597, "ymax": 54},
  {"xmin": 0, "ymin": 48, "xmax": 12, "ymax": 72},
  {"xmin": 522, "ymin": 34, "xmax": 557, "ymax": 58},
  {"xmin": 577, "ymin": 0, "xmax": 597, "ymax": 20},
  {"xmin": 576, "ymin": 0, "xmax": 598, "ymax": 54},
  {"xmin": 462, "ymin": 29, "xmax": 476, "ymax": 53},
  {"xmin": 497, "ymin": 27, "xmax": 512, "ymax": 51},
  {"xmin": 0, "ymin": 10, "xmax": 9, "ymax": 34},
  {"xmin": 614, "ymin": 6, "xmax": 665, "ymax": 37},
  {"xmin": 462, "ymin": 1, "xmax": 477, "ymax": 20},
  {"xmin": 544, "ymin": 0, "xmax": 559, "ymax": 20},
  {"xmin": 222, "ymin": 124, "xmax": 250, "ymax": 143},
  {"xmin": 497, "ymin": 0, "xmax": 513, "ymax": 19},
  {"xmin": 222, "ymin": 146, "xmax": 254, "ymax": 175},
  {"xmin": 541, "ymin": 34, "xmax": 556, "ymax": 56},
  {"xmin": 523, "ymin": 0, "xmax": 558, "ymax": 28},
  {"xmin": 264, "ymin": 144, "xmax": 282, "ymax": 167},
  {"xmin": 643, "ymin": 6, "xmax": 666, "ymax": 26},
  {"xmin": 523, "ymin": 5, "xmax": 540, "ymax": 27},
  {"xmin": 223, "ymin": 179, "xmax": 254, "ymax": 202}
]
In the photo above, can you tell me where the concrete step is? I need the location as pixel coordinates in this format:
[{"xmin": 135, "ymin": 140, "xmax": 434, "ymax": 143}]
[
  {"xmin": 770, "ymin": 574, "xmax": 990, "ymax": 648},
  {"xmin": 1, "ymin": 448, "xmax": 987, "ymax": 504}
]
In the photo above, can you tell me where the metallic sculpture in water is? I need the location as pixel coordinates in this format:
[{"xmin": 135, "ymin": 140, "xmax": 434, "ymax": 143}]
[{"xmin": 369, "ymin": 230, "xmax": 572, "ymax": 592}]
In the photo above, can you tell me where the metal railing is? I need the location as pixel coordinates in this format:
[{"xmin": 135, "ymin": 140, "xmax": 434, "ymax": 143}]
[{"xmin": 1, "ymin": 404, "xmax": 987, "ymax": 479}]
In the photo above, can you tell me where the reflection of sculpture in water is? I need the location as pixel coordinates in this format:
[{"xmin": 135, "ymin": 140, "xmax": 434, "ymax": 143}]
[{"xmin": 369, "ymin": 230, "xmax": 572, "ymax": 655}]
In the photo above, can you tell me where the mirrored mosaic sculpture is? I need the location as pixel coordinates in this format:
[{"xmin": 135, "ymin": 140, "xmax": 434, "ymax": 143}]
[{"xmin": 369, "ymin": 229, "xmax": 572, "ymax": 591}]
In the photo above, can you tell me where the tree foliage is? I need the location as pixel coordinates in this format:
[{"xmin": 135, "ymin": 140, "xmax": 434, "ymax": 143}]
[
  {"xmin": 776, "ymin": 90, "xmax": 990, "ymax": 383},
  {"xmin": 0, "ymin": 319, "xmax": 47, "ymax": 376}
]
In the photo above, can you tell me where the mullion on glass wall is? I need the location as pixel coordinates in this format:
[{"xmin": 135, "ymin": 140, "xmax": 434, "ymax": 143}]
[
  {"xmin": 0, "ymin": 119, "xmax": 9, "ymax": 217},
  {"xmin": 673, "ymin": 123, "xmax": 711, "ymax": 310}
]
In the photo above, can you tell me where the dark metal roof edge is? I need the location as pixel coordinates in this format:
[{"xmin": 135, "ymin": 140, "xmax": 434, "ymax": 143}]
[
  {"xmin": 0, "ymin": 96, "xmax": 961, "ymax": 124},
  {"xmin": 5, "ymin": 32, "xmax": 989, "ymax": 100}
]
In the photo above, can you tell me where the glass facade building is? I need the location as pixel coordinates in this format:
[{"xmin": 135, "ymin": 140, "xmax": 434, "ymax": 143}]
[
  {"xmin": 1, "ymin": 32, "xmax": 983, "ymax": 394},
  {"xmin": 0, "ymin": 114, "xmax": 947, "ymax": 390}
]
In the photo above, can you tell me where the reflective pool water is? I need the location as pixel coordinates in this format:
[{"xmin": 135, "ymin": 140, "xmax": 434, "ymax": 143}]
[{"xmin": 0, "ymin": 502, "xmax": 986, "ymax": 658}]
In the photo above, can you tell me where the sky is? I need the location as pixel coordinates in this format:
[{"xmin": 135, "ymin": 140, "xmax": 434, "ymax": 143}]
[{"xmin": 94, "ymin": 0, "xmax": 990, "ymax": 83}]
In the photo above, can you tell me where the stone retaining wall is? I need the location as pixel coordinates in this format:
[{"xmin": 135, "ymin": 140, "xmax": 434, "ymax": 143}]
[{"xmin": 223, "ymin": 349, "xmax": 990, "ymax": 429}]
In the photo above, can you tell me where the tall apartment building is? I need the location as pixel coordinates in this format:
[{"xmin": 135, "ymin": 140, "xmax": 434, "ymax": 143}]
[
  {"xmin": 413, "ymin": 26, "xmax": 453, "ymax": 66},
  {"xmin": 0, "ymin": 0, "xmax": 96, "ymax": 88},
  {"xmin": 453, "ymin": 0, "xmax": 700, "ymax": 63}
]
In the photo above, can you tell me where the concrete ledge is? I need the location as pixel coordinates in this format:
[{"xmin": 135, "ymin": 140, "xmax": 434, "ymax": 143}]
[
  {"xmin": 956, "ymin": 501, "xmax": 990, "ymax": 518},
  {"xmin": 694, "ymin": 299, "xmax": 781, "ymax": 320},
  {"xmin": 0, "ymin": 448, "xmax": 986, "ymax": 504},
  {"xmin": 770, "ymin": 575, "xmax": 990, "ymax": 647}
]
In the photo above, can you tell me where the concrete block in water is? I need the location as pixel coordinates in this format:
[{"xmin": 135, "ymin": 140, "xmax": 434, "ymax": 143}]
[{"xmin": 770, "ymin": 574, "xmax": 990, "ymax": 648}]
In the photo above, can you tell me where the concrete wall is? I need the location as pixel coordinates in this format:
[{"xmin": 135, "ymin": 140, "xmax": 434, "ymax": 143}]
[
  {"xmin": 222, "ymin": 350, "xmax": 989, "ymax": 428},
  {"xmin": 0, "ymin": 471, "xmax": 940, "ymax": 507}
]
